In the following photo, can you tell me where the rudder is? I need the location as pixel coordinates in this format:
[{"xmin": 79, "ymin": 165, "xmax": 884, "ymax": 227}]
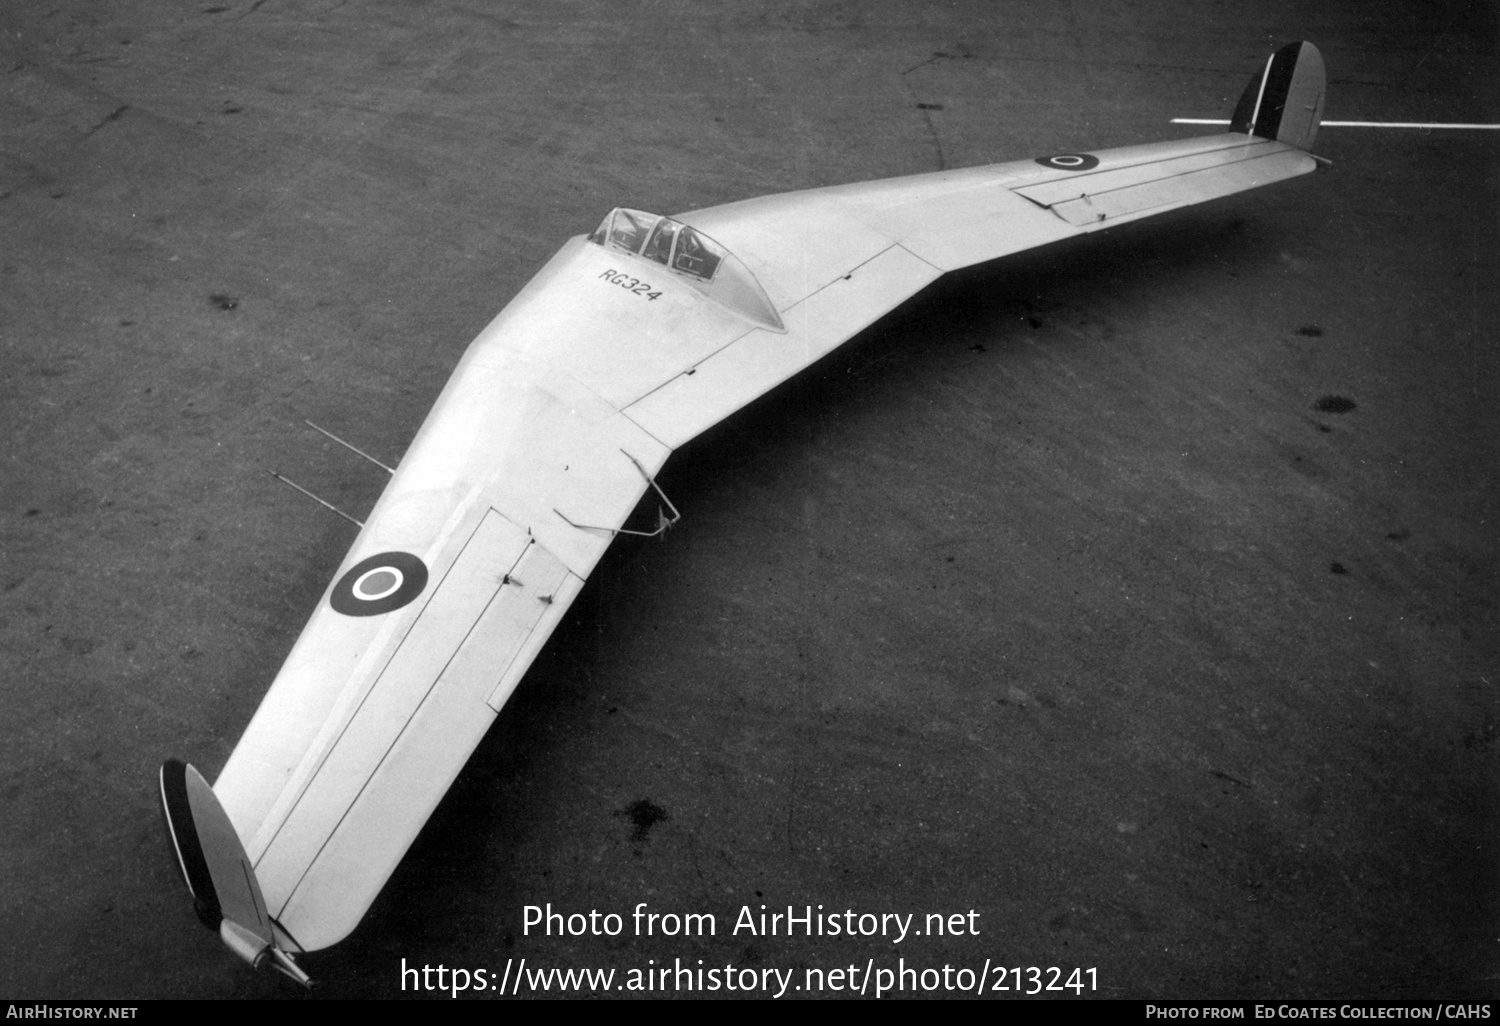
[{"xmin": 1230, "ymin": 41, "xmax": 1325, "ymax": 151}]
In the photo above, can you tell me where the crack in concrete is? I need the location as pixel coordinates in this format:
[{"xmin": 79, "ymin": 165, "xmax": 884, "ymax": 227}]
[{"xmin": 81, "ymin": 104, "xmax": 129, "ymax": 140}]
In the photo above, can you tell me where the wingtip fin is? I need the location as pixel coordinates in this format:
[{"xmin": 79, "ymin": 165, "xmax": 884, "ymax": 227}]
[
  {"xmin": 159, "ymin": 758, "xmax": 313, "ymax": 986},
  {"xmin": 1229, "ymin": 41, "xmax": 1326, "ymax": 151}
]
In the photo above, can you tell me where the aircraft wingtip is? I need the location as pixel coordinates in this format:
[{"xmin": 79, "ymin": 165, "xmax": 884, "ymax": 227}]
[{"xmin": 1229, "ymin": 40, "xmax": 1326, "ymax": 151}]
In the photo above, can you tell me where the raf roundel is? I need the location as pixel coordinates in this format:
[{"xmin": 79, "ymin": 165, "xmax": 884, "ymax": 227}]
[
  {"xmin": 330, "ymin": 551, "xmax": 429, "ymax": 617},
  {"xmin": 1035, "ymin": 153, "xmax": 1100, "ymax": 171}
]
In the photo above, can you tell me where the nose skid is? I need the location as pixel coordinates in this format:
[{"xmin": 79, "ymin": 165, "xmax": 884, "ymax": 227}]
[{"xmin": 159, "ymin": 759, "xmax": 313, "ymax": 987}]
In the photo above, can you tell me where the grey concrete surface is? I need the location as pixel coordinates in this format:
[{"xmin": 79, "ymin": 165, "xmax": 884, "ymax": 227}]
[{"xmin": 1, "ymin": 0, "xmax": 1495, "ymax": 1000}]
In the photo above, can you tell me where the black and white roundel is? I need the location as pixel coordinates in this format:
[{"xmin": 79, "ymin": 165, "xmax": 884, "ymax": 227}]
[
  {"xmin": 330, "ymin": 551, "xmax": 429, "ymax": 617},
  {"xmin": 1035, "ymin": 153, "xmax": 1100, "ymax": 171}
]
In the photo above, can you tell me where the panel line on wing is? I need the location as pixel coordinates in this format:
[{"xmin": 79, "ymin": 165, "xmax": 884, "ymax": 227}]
[
  {"xmin": 250, "ymin": 493, "xmax": 505, "ymax": 870},
  {"xmin": 1012, "ymin": 143, "xmax": 1307, "ymax": 228},
  {"xmin": 1012, "ymin": 138, "xmax": 1275, "ymax": 207},
  {"xmin": 620, "ymin": 242, "xmax": 922, "ymax": 424},
  {"xmin": 1011, "ymin": 134, "xmax": 1256, "ymax": 191},
  {"xmin": 273, "ymin": 518, "xmax": 571, "ymax": 919},
  {"xmin": 621, "ymin": 244, "xmax": 944, "ymax": 451}
]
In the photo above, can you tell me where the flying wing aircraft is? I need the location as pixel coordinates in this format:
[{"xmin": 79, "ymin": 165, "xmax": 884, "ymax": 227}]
[{"xmin": 159, "ymin": 42, "xmax": 1327, "ymax": 984}]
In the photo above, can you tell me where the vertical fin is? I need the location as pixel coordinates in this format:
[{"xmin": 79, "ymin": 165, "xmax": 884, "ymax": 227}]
[
  {"xmin": 159, "ymin": 759, "xmax": 313, "ymax": 987},
  {"xmin": 1230, "ymin": 41, "xmax": 1326, "ymax": 151}
]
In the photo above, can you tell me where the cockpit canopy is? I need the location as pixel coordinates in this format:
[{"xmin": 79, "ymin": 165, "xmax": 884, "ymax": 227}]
[
  {"xmin": 587, "ymin": 208, "xmax": 784, "ymax": 333},
  {"xmin": 590, "ymin": 209, "xmax": 724, "ymax": 282}
]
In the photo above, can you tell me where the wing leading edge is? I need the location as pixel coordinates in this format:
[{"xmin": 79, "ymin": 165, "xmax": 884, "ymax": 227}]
[{"xmin": 160, "ymin": 41, "xmax": 1326, "ymax": 976}]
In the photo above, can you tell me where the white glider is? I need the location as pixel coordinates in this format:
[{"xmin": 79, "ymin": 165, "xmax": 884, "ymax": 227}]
[{"xmin": 160, "ymin": 42, "xmax": 1327, "ymax": 984}]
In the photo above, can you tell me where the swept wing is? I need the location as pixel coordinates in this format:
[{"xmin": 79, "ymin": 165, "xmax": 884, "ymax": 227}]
[{"xmin": 161, "ymin": 41, "xmax": 1327, "ymax": 975}]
